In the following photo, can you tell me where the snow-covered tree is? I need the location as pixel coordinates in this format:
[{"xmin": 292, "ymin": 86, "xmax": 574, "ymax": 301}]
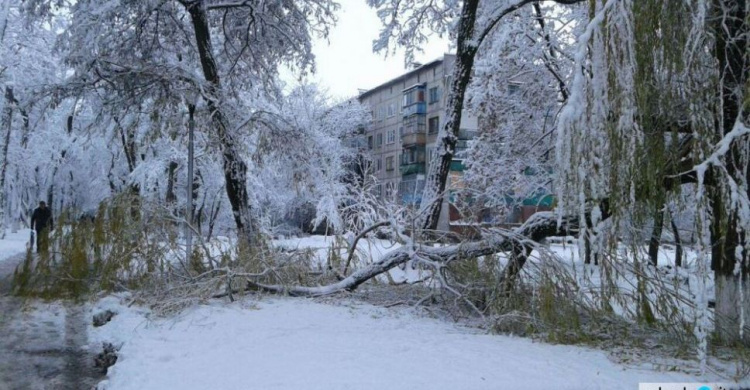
[
  {"xmin": 463, "ymin": 3, "xmax": 582, "ymax": 223},
  {"xmin": 0, "ymin": 0, "xmax": 69, "ymax": 236},
  {"xmin": 246, "ymin": 84, "xmax": 371, "ymax": 235},
  {"xmin": 22, "ymin": 0, "xmax": 339, "ymax": 246},
  {"xmin": 367, "ymin": 0, "xmax": 586, "ymax": 231},
  {"xmin": 555, "ymin": 0, "xmax": 748, "ymax": 348}
]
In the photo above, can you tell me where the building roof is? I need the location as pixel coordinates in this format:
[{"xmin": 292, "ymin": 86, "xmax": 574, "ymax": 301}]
[{"xmin": 357, "ymin": 54, "xmax": 454, "ymax": 100}]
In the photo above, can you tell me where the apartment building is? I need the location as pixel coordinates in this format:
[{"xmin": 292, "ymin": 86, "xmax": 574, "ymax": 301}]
[{"xmin": 357, "ymin": 54, "xmax": 478, "ymax": 230}]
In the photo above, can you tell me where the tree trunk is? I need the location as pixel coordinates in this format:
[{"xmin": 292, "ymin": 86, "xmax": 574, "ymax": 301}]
[
  {"xmin": 583, "ymin": 231, "xmax": 599, "ymax": 265},
  {"xmin": 710, "ymin": 0, "xmax": 748, "ymax": 345},
  {"xmin": 0, "ymin": 3, "xmax": 9, "ymax": 238},
  {"xmin": 165, "ymin": 161, "xmax": 178, "ymax": 206},
  {"xmin": 185, "ymin": 1, "xmax": 260, "ymax": 246},
  {"xmin": 419, "ymin": 0, "xmax": 479, "ymax": 231},
  {"xmin": 12, "ymin": 104, "xmax": 30, "ymax": 233},
  {"xmin": 669, "ymin": 210, "xmax": 682, "ymax": 267},
  {"xmin": 0, "ymin": 87, "xmax": 15, "ymax": 238},
  {"xmin": 500, "ymin": 243, "xmax": 531, "ymax": 294},
  {"xmin": 648, "ymin": 206, "xmax": 664, "ymax": 266},
  {"xmin": 113, "ymin": 115, "xmax": 141, "ymax": 218},
  {"xmin": 239, "ymin": 206, "xmax": 606, "ymax": 297}
]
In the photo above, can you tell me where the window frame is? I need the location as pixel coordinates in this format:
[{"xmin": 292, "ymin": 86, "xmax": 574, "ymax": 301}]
[
  {"xmin": 429, "ymin": 87, "xmax": 439, "ymax": 104},
  {"xmin": 386, "ymin": 156, "xmax": 395, "ymax": 171},
  {"xmin": 428, "ymin": 116, "xmax": 440, "ymax": 134}
]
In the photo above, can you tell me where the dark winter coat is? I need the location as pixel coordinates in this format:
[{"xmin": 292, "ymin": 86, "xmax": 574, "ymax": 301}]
[{"xmin": 31, "ymin": 207, "xmax": 53, "ymax": 231}]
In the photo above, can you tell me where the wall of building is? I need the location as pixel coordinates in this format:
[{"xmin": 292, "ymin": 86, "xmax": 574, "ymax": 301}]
[{"xmin": 358, "ymin": 54, "xmax": 478, "ymax": 230}]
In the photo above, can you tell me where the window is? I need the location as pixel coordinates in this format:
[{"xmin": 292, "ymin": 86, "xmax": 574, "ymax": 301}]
[
  {"xmin": 402, "ymin": 148, "xmax": 425, "ymax": 165},
  {"xmin": 377, "ymin": 158, "xmax": 382, "ymax": 171},
  {"xmin": 376, "ymin": 133, "xmax": 383, "ymax": 147},
  {"xmin": 367, "ymin": 135, "xmax": 373, "ymax": 150},
  {"xmin": 375, "ymin": 184, "xmax": 382, "ymax": 197},
  {"xmin": 429, "ymin": 87, "xmax": 439, "ymax": 104},
  {"xmin": 402, "ymin": 88, "xmax": 425, "ymax": 107},
  {"xmin": 508, "ymin": 84, "xmax": 520, "ymax": 95},
  {"xmin": 378, "ymin": 106, "xmax": 385, "ymax": 120},
  {"xmin": 385, "ymin": 182, "xmax": 396, "ymax": 198},
  {"xmin": 386, "ymin": 156, "xmax": 395, "ymax": 171},
  {"xmin": 428, "ymin": 116, "xmax": 440, "ymax": 134},
  {"xmin": 398, "ymin": 126, "xmax": 404, "ymax": 137},
  {"xmin": 386, "ymin": 129, "xmax": 396, "ymax": 144},
  {"xmin": 403, "ymin": 116, "xmax": 426, "ymax": 135},
  {"xmin": 387, "ymin": 103, "xmax": 395, "ymax": 117}
]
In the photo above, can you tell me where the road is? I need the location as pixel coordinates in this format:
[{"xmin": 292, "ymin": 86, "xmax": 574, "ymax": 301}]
[{"xmin": 0, "ymin": 253, "xmax": 103, "ymax": 389}]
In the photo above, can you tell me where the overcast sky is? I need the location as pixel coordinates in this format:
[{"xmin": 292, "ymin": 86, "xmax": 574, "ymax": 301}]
[{"xmin": 304, "ymin": 1, "xmax": 452, "ymax": 99}]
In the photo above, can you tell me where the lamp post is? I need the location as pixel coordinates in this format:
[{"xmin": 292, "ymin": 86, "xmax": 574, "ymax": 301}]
[{"xmin": 186, "ymin": 100, "xmax": 196, "ymax": 268}]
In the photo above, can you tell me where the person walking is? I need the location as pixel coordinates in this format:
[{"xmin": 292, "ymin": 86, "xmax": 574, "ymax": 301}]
[{"xmin": 30, "ymin": 201, "xmax": 54, "ymax": 253}]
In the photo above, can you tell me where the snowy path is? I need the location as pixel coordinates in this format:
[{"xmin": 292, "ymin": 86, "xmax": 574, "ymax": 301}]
[
  {"xmin": 0, "ymin": 251, "xmax": 102, "ymax": 389},
  {"xmin": 93, "ymin": 296, "xmax": 736, "ymax": 390}
]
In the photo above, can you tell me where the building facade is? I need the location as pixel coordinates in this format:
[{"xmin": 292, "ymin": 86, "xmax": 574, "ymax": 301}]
[{"xmin": 357, "ymin": 54, "xmax": 478, "ymax": 230}]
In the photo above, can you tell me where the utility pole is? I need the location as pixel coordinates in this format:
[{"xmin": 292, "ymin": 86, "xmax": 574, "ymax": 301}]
[{"xmin": 186, "ymin": 103, "xmax": 195, "ymax": 268}]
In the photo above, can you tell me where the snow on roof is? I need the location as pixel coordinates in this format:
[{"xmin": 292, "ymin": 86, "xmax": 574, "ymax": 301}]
[{"xmin": 358, "ymin": 54, "xmax": 454, "ymax": 100}]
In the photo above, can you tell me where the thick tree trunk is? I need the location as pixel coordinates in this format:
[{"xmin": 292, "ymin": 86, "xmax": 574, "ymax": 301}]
[
  {"xmin": 165, "ymin": 161, "xmax": 178, "ymax": 206},
  {"xmin": 185, "ymin": 1, "xmax": 260, "ymax": 246},
  {"xmin": 583, "ymin": 231, "xmax": 599, "ymax": 265},
  {"xmin": 715, "ymin": 273, "xmax": 750, "ymax": 343},
  {"xmin": 9, "ymin": 105, "xmax": 29, "ymax": 233},
  {"xmin": 648, "ymin": 206, "xmax": 664, "ymax": 266},
  {"xmin": 191, "ymin": 168, "xmax": 201, "ymax": 225},
  {"xmin": 710, "ymin": 0, "xmax": 748, "ymax": 345},
  {"xmin": 0, "ymin": 5, "xmax": 9, "ymax": 237},
  {"xmin": 0, "ymin": 87, "xmax": 15, "ymax": 238},
  {"xmin": 669, "ymin": 211, "xmax": 683, "ymax": 267},
  {"xmin": 419, "ymin": 0, "xmax": 479, "ymax": 231},
  {"xmin": 500, "ymin": 243, "xmax": 532, "ymax": 294}
]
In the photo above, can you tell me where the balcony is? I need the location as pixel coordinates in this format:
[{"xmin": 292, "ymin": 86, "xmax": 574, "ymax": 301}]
[
  {"xmin": 401, "ymin": 132, "xmax": 426, "ymax": 146},
  {"xmin": 402, "ymin": 102, "xmax": 426, "ymax": 117},
  {"xmin": 400, "ymin": 162, "xmax": 426, "ymax": 175},
  {"xmin": 401, "ymin": 116, "xmax": 427, "ymax": 146}
]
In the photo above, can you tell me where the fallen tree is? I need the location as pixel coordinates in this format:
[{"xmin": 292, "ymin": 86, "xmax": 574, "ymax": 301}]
[{"xmin": 239, "ymin": 202, "xmax": 609, "ymax": 297}]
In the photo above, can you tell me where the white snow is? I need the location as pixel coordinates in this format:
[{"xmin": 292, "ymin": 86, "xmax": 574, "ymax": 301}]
[
  {"xmin": 84, "ymin": 235, "xmax": 748, "ymax": 390},
  {"xmin": 0, "ymin": 228, "xmax": 30, "ymax": 262},
  {"xmin": 274, "ymin": 235, "xmax": 427, "ymax": 283},
  {"xmin": 92, "ymin": 295, "xmax": 731, "ymax": 390}
]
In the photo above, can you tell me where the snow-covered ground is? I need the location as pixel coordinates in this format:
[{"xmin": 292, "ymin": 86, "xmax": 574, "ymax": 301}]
[
  {"xmin": 87, "ymin": 235, "xmax": 748, "ymax": 390},
  {"xmin": 92, "ymin": 295, "xmax": 735, "ymax": 390},
  {"xmin": 0, "ymin": 229, "xmax": 30, "ymax": 262},
  {"xmin": 0, "ymin": 229, "xmax": 32, "ymax": 285}
]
